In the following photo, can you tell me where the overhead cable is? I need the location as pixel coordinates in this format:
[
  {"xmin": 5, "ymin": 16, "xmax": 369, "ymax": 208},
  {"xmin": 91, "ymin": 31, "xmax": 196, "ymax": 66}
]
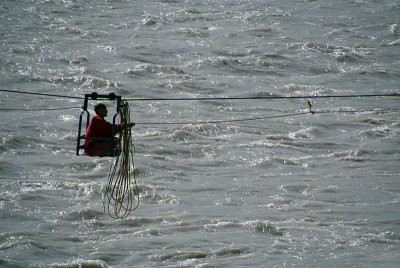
[
  {"xmin": 1, "ymin": 88, "xmax": 398, "ymax": 102},
  {"xmin": 125, "ymin": 93, "xmax": 399, "ymax": 101},
  {"xmin": 0, "ymin": 88, "xmax": 83, "ymax": 99},
  {"xmin": 0, "ymin": 106, "xmax": 81, "ymax": 111}
]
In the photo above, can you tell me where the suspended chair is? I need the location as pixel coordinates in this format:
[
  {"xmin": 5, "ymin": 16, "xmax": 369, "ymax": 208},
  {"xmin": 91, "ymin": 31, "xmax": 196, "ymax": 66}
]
[{"xmin": 76, "ymin": 92, "xmax": 122, "ymax": 157}]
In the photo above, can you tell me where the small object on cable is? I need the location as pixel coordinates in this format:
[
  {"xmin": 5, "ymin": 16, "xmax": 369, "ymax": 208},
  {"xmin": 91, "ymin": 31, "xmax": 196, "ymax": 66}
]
[{"xmin": 308, "ymin": 101, "xmax": 315, "ymax": 114}]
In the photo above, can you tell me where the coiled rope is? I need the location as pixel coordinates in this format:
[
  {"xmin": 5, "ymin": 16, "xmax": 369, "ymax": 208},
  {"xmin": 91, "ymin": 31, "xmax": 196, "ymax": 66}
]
[{"xmin": 104, "ymin": 101, "xmax": 139, "ymax": 219}]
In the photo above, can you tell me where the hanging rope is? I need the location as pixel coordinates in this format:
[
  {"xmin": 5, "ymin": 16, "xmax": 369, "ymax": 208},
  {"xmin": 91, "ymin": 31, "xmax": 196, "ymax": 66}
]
[{"xmin": 104, "ymin": 101, "xmax": 139, "ymax": 219}]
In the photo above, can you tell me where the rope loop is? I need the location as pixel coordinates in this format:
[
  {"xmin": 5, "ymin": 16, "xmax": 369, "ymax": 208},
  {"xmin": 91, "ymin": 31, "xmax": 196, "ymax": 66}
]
[{"xmin": 104, "ymin": 101, "xmax": 139, "ymax": 219}]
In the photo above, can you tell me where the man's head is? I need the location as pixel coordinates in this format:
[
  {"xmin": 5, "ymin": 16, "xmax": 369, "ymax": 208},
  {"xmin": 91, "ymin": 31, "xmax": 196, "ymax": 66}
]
[{"xmin": 94, "ymin": 103, "xmax": 108, "ymax": 118}]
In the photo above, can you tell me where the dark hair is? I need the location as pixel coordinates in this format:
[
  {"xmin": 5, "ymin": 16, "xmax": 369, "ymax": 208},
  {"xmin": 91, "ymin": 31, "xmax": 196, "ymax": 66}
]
[{"xmin": 94, "ymin": 103, "xmax": 107, "ymax": 114}]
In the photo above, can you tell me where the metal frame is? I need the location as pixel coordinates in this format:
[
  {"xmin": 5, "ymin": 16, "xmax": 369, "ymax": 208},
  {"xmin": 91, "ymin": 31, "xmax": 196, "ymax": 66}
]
[{"xmin": 76, "ymin": 92, "xmax": 122, "ymax": 156}]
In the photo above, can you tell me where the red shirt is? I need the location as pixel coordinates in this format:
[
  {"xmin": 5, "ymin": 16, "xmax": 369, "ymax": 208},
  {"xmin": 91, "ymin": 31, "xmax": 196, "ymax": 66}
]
[{"xmin": 84, "ymin": 115, "xmax": 122, "ymax": 155}]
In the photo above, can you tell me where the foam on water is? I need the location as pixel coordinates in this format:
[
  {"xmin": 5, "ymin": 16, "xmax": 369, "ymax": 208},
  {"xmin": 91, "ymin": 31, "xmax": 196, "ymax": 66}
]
[{"xmin": 1, "ymin": 0, "xmax": 399, "ymax": 267}]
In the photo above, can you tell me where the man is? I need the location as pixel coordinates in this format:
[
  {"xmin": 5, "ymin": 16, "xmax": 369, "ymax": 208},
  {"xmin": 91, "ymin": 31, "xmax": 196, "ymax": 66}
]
[{"xmin": 84, "ymin": 103, "xmax": 135, "ymax": 157}]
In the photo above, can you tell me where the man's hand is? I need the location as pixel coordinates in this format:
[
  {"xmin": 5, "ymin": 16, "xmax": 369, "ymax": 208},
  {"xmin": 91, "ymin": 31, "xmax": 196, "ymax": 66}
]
[{"xmin": 128, "ymin": 122, "xmax": 135, "ymax": 128}]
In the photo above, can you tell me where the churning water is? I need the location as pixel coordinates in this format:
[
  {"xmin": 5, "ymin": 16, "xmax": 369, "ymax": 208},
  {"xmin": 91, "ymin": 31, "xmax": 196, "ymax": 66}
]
[{"xmin": 1, "ymin": 0, "xmax": 399, "ymax": 267}]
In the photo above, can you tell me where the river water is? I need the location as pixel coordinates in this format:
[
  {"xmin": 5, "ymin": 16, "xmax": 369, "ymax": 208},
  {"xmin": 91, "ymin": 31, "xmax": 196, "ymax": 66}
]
[{"xmin": 1, "ymin": 0, "xmax": 399, "ymax": 267}]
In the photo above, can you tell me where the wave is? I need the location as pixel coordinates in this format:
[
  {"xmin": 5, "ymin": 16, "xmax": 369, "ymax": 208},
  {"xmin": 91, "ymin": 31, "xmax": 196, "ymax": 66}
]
[
  {"xmin": 189, "ymin": 52, "xmax": 335, "ymax": 76},
  {"xmin": 354, "ymin": 69, "xmax": 400, "ymax": 80},
  {"xmin": 281, "ymin": 83, "xmax": 335, "ymax": 95},
  {"xmin": 168, "ymin": 124, "xmax": 230, "ymax": 141},
  {"xmin": 50, "ymin": 259, "xmax": 108, "ymax": 268},
  {"xmin": 140, "ymin": 187, "xmax": 180, "ymax": 205},
  {"xmin": 366, "ymin": 231, "xmax": 400, "ymax": 244},
  {"xmin": 204, "ymin": 220, "xmax": 283, "ymax": 236},
  {"xmin": 242, "ymin": 27, "xmax": 275, "ymax": 37},
  {"xmin": 158, "ymin": 251, "xmax": 207, "ymax": 261},
  {"xmin": 63, "ymin": 207, "xmax": 104, "ymax": 221},
  {"xmin": 172, "ymin": 27, "xmax": 210, "ymax": 38},
  {"xmin": 386, "ymin": 39, "xmax": 400, "ymax": 46},
  {"xmin": 151, "ymin": 246, "xmax": 252, "ymax": 265},
  {"xmin": 289, "ymin": 42, "xmax": 368, "ymax": 63},
  {"xmin": 0, "ymin": 134, "xmax": 47, "ymax": 155},
  {"xmin": 214, "ymin": 246, "xmax": 251, "ymax": 256},
  {"xmin": 0, "ymin": 238, "xmax": 48, "ymax": 251},
  {"xmin": 333, "ymin": 149, "xmax": 371, "ymax": 162},
  {"xmin": 57, "ymin": 56, "xmax": 89, "ymax": 65},
  {"xmin": 156, "ymin": 79, "xmax": 227, "ymax": 95},
  {"xmin": 124, "ymin": 64, "xmax": 185, "ymax": 77},
  {"xmin": 19, "ymin": 73, "xmax": 123, "ymax": 89},
  {"xmin": 279, "ymin": 184, "xmax": 315, "ymax": 194}
]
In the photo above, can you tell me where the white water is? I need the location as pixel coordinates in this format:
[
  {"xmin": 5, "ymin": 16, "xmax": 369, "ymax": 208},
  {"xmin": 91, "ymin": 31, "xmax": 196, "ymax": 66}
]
[{"xmin": 1, "ymin": 0, "xmax": 399, "ymax": 267}]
